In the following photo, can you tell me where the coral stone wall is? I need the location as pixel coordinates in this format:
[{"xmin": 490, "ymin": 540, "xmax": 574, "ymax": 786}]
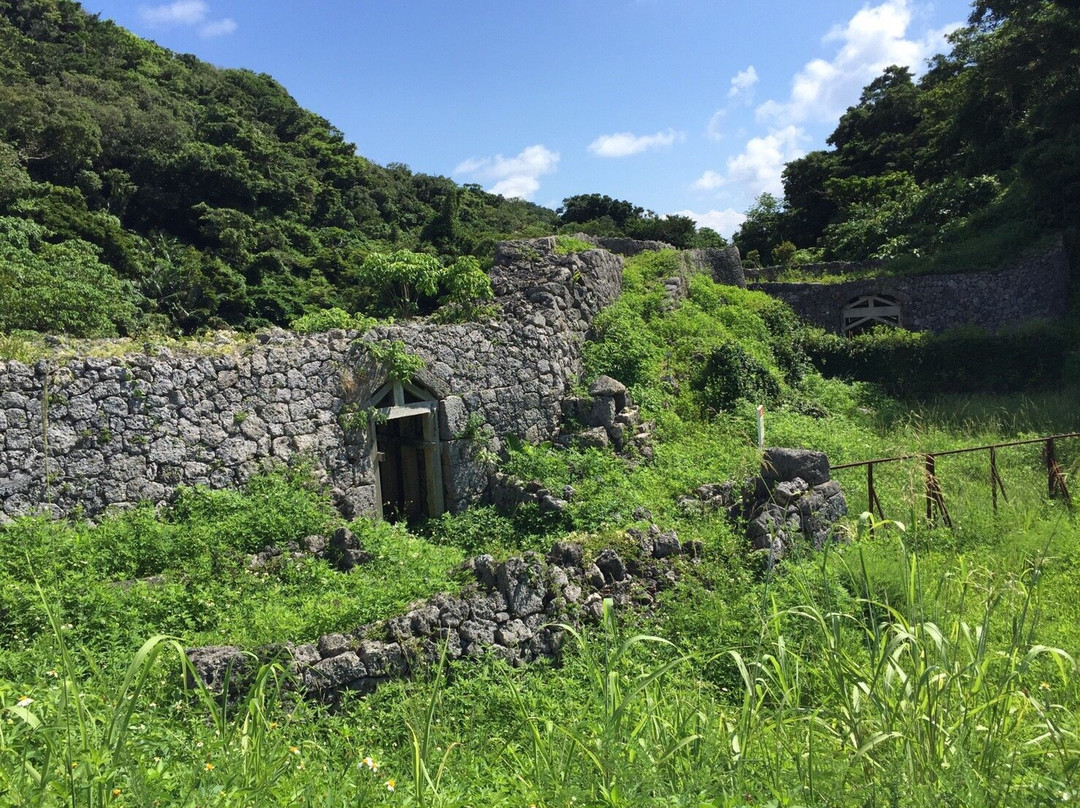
[
  {"xmin": 0, "ymin": 238, "xmax": 622, "ymax": 521},
  {"xmin": 748, "ymin": 244, "xmax": 1071, "ymax": 334}
]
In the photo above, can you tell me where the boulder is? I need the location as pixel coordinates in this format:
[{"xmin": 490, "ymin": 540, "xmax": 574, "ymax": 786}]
[
  {"xmin": 186, "ymin": 646, "xmax": 249, "ymax": 695},
  {"xmin": 762, "ymin": 448, "xmax": 830, "ymax": 487}
]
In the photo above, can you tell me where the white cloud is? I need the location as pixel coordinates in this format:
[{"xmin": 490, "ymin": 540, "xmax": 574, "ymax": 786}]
[
  {"xmin": 727, "ymin": 66, "xmax": 759, "ymax": 101},
  {"xmin": 453, "ymin": 144, "xmax": 560, "ymax": 201},
  {"xmin": 724, "ymin": 125, "xmax": 809, "ymax": 197},
  {"xmin": 677, "ymin": 208, "xmax": 746, "ymax": 238},
  {"xmin": 706, "ymin": 109, "xmax": 726, "ymax": 141},
  {"xmin": 139, "ymin": 0, "xmax": 236, "ymax": 36},
  {"xmin": 140, "ymin": 0, "xmax": 206, "ymax": 25},
  {"xmin": 693, "ymin": 127, "xmax": 808, "ymax": 199},
  {"xmin": 587, "ymin": 129, "xmax": 681, "ymax": 158},
  {"xmin": 199, "ymin": 18, "xmax": 236, "ymax": 37},
  {"xmin": 691, "ymin": 170, "xmax": 725, "ymax": 191},
  {"xmin": 756, "ymin": 0, "xmax": 957, "ymax": 127}
]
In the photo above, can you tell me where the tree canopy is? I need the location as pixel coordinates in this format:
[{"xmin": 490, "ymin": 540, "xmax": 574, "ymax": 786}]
[
  {"xmin": 735, "ymin": 0, "xmax": 1080, "ymax": 266},
  {"xmin": 0, "ymin": 0, "xmax": 558, "ymax": 334}
]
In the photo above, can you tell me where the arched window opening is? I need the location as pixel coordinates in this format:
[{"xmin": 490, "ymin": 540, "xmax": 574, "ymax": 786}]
[{"xmin": 842, "ymin": 294, "xmax": 901, "ymax": 336}]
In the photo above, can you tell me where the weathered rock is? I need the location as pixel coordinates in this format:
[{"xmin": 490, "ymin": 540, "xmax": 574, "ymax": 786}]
[
  {"xmin": 546, "ymin": 541, "xmax": 583, "ymax": 567},
  {"xmin": 651, "ymin": 529, "xmax": 682, "ymax": 559},
  {"xmin": 763, "ymin": 448, "xmax": 830, "ymax": 487},
  {"xmin": 772, "ymin": 478, "xmax": 809, "ymax": 507},
  {"xmin": 685, "ymin": 246, "xmax": 746, "ymax": 288},
  {"xmin": 588, "ymin": 375, "xmax": 627, "ymax": 398},
  {"xmin": 186, "ymin": 646, "xmax": 249, "ymax": 695},
  {"xmin": 306, "ymin": 652, "xmax": 366, "ymax": 691},
  {"xmin": 358, "ymin": 641, "xmax": 406, "ymax": 677},
  {"xmin": 577, "ymin": 426, "xmax": 611, "ymax": 449},
  {"xmin": 496, "ymin": 556, "xmax": 547, "ymax": 617},
  {"xmin": 595, "ymin": 549, "xmax": 627, "ymax": 583},
  {"xmin": 301, "ymin": 534, "xmax": 329, "ymax": 556},
  {"xmin": 288, "ymin": 643, "xmax": 321, "ymax": 671},
  {"xmin": 317, "ymin": 633, "xmax": 353, "ymax": 658}
]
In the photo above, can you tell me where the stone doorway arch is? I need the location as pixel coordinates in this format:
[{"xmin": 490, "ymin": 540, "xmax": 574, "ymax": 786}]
[
  {"xmin": 366, "ymin": 378, "xmax": 445, "ymax": 522},
  {"xmin": 842, "ymin": 294, "xmax": 901, "ymax": 336}
]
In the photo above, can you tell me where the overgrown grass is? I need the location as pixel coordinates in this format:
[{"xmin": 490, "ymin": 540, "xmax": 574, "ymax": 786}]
[
  {"xmin": 2, "ymin": 248, "xmax": 1078, "ymax": 805},
  {"xmin": 5, "ymin": 529, "xmax": 1076, "ymax": 806}
]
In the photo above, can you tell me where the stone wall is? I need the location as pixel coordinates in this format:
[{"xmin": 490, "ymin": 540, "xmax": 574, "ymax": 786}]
[
  {"xmin": 748, "ymin": 243, "xmax": 1071, "ymax": 334},
  {"xmin": 0, "ymin": 238, "xmax": 623, "ymax": 521}
]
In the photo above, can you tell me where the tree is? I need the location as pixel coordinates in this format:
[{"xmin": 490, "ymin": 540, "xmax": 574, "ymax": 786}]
[
  {"xmin": 628, "ymin": 213, "xmax": 697, "ymax": 248},
  {"xmin": 0, "ymin": 216, "xmax": 135, "ymax": 335},
  {"xmin": 734, "ymin": 193, "xmax": 785, "ymax": 264},
  {"xmin": 352, "ymin": 250, "xmax": 492, "ymax": 319},
  {"xmin": 780, "ymin": 150, "xmax": 839, "ymax": 248},
  {"xmin": 557, "ymin": 194, "xmax": 644, "ymax": 229},
  {"xmin": 828, "ymin": 65, "xmax": 922, "ymax": 178}
]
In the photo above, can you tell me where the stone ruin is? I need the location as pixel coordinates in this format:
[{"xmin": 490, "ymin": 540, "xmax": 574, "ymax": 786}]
[
  {"xmin": 0, "ymin": 237, "xmax": 623, "ymax": 523},
  {"xmin": 681, "ymin": 447, "xmax": 849, "ymax": 563},
  {"xmin": 187, "ymin": 447, "xmax": 850, "ymax": 703},
  {"xmin": 188, "ymin": 533, "xmax": 700, "ymax": 703}
]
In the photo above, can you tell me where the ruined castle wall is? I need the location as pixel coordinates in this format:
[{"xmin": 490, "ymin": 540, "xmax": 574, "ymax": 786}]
[
  {"xmin": 749, "ymin": 244, "xmax": 1071, "ymax": 334},
  {"xmin": 0, "ymin": 239, "xmax": 622, "ymax": 520}
]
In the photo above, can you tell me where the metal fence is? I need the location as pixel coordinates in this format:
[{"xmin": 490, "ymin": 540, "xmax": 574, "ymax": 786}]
[{"xmin": 831, "ymin": 433, "xmax": 1078, "ymax": 526}]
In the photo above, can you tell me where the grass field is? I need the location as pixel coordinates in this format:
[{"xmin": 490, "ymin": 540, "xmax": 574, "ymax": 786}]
[{"xmin": 2, "ymin": 252, "xmax": 1078, "ymax": 806}]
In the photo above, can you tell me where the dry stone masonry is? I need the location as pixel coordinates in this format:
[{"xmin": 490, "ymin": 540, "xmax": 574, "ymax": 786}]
[
  {"xmin": 682, "ymin": 448, "xmax": 849, "ymax": 563},
  {"xmin": 0, "ymin": 238, "xmax": 622, "ymax": 521},
  {"xmin": 747, "ymin": 243, "xmax": 1070, "ymax": 335},
  {"xmin": 188, "ymin": 535, "xmax": 695, "ymax": 703}
]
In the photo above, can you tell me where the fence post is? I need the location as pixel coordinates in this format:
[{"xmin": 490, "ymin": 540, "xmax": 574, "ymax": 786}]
[
  {"xmin": 867, "ymin": 462, "xmax": 874, "ymax": 517},
  {"xmin": 1046, "ymin": 438, "xmax": 1073, "ymax": 508},
  {"xmin": 989, "ymin": 447, "xmax": 997, "ymax": 512},
  {"xmin": 925, "ymin": 454, "xmax": 933, "ymax": 523},
  {"xmin": 924, "ymin": 453, "xmax": 952, "ymax": 527}
]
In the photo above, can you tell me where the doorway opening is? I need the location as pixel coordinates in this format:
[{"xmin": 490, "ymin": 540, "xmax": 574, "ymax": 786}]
[{"xmin": 367, "ymin": 378, "xmax": 444, "ymax": 523}]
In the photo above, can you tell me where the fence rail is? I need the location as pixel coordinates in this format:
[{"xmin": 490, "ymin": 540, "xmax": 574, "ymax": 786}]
[{"xmin": 831, "ymin": 432, "xmax": 1078, "ymax": 525}]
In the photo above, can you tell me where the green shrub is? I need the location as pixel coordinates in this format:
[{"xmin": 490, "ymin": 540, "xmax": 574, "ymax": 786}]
[
  {"xmin": 553, "ymin": 234, "xmax": 594, "ymax": 254},
  {"xmin": 694, "ymin": 341, "xmax": 782, "ymax": 413},
  {"xmin": 0, "ymin": 217, "xmax": 136, "ymax": 336},
  {"xmin": 806, "ymin": 321, "xmax": 1069, "ymax": 394},
  {"xmin": 582, "ymin": 304, "xmax": 663, "ymax": 388},
  {"xmin": 363, "ymin": 339, "xmax": 425, "ymax": 382},
  {"xmin": 289, "ymin": 307, "xmax": 378, "ymax": 333}
]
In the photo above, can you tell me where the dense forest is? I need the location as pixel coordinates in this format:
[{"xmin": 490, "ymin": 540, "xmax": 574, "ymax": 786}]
[
  {"xmin": 0, "ymin": 0, "xmax": 568, "ymax": 334},
  {"xmin": 733, "ymin": 0, "xmax": 1080, "ymax": 268}
]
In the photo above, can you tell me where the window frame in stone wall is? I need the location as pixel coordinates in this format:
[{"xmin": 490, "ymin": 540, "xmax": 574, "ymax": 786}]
[{"xmin": 841, "ymin": 294, "xmax": 902, "ymax": 336}]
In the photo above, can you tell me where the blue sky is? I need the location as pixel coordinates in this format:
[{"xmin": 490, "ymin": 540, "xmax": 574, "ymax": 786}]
[{"xmin": 84, "ymin": 0, "xmax": 973, "ymax": 235}]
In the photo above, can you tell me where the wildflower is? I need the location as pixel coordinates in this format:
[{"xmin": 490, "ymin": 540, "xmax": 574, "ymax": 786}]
[
  {"xmin": 204, "ymin": 763, "xmax": 215, "ymax": 771},
  {"xmin": 112, "ymin": 788, "xmax": 122, "ymax": 797},
  {"xmin": 15, "ymin": 696, "xmax": 33, "ymax": 708},
  {"xmin": 47, "ymin": 669, "xmax": 58, "ymax": 678},
  {"xmin": 385, "ymin": 778, "xmax": 395, "ymax": 792},
  {"xmin": 289, "ymin": 746, "xmax": 300, "ymax": 755},
  {"xmin": 1041, "ymin": 682, "xmax": 1052, "ymax": 691}
]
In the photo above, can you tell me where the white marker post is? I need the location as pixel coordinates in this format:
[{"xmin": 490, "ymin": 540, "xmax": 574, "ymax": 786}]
[{"xmin": 757, "ymin": 404, "xmax": 765, "ymax": 451}]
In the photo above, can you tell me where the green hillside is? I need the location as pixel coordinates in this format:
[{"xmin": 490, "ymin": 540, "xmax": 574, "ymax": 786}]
[{"xmin": 0, "ymin": 0, "xmax": 561, "ymax": 334}]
